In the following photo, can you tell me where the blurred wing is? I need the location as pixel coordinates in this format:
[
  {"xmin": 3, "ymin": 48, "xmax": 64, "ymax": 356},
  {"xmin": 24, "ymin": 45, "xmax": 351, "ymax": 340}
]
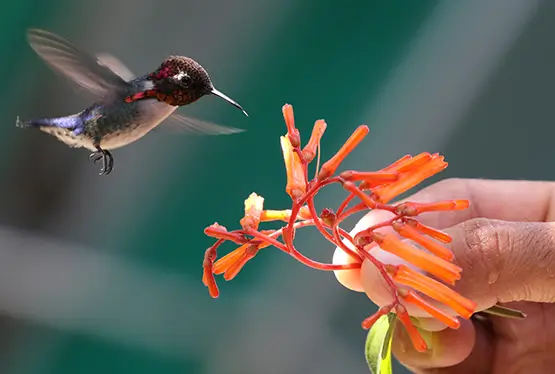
[
  {"xmin": 27, "ymin": 28, "xmax": 130, "ymax": 98},
  {"xmin": 163, "ymin": 112, "xmax": 245, "ymax": 135},
  {"xmin": 96, "ymin": 52, "xmax": 136, "ymax": 81},
  {"xmin": 139, "ymin": 100, "xmax": 244, "ymax": 135}
]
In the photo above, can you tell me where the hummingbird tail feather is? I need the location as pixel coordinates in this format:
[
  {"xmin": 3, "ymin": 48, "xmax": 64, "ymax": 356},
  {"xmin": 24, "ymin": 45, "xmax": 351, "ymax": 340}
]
[
  {"xmin": 15, "ymin": 116, "xmax": 34, "ymax": 128},
  {"xmin": 15, "ymin": 116, "xmax": 81, "ymax": 130}
]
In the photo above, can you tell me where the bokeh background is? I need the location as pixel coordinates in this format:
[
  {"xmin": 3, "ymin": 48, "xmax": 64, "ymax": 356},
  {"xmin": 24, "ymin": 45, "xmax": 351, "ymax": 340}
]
[{"xmin": 0, "ymin": 0, "xmax": 552, "ymax": 373}]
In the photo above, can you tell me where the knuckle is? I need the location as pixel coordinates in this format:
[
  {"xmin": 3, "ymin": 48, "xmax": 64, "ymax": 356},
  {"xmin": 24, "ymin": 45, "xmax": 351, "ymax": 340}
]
[
  {"xmin": 460, "ymin": 218, "xmax": 504, "ymax": 262},
  {"xmin": 456, "ymin": 218, "xmax": 507, "ymax": 292},
  {"xmin": 456, "ymin": 218, "xmax": 555, "ymax": 303}
]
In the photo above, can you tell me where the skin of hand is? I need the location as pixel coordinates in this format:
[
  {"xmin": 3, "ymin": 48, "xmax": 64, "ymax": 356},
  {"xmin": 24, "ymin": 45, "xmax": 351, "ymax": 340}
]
[{"xmin": 333, "ymin": 178, "xmax": 555, "ymax": 374}]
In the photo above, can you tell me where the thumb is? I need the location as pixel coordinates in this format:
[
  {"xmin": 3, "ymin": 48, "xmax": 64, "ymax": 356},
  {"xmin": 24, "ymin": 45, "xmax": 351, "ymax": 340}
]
[{"xmin": 441, "ymin": 217, "xmax": 555, "ymax": 311}]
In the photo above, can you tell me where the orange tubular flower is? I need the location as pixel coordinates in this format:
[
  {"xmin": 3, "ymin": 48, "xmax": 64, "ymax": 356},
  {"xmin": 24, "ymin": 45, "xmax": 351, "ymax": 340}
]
[
  {"xmin": 395, "ymin": 200, "xmax": 470, "ymax": 216},
  {"xmin": 340, "ymin": 170, "xmax": 400, "ymax": 183},
  {"xmin": 281, "ymin": 135, "xmax": 307, "ymax": 200},
  {"xmin": 401, "ymin": 291, "xmax": 461, "ymax": 329},
  {"xmin": 395, "ymin": 303, "xmax": 427, "ymax": 352},
  {"xmin": 395, "ymin": 152, "xmax": 433, "ymax": 173},
  {"xmin": 404, "ymin": 218, "xmax": 453, "ymax": 244},
  {"xmin": 200, "ymin": 103, "xmax": 477, "ymax": 354},
  {"xmin": 302, "ymin": 119, "xmax": 327, "ymax": 163},
  {"xmin": 213, "ymin": 244, "xmax": 248, "ymax": 275},
  {"xmin": 260, "ymin": 206, "xmax": 311, "ymax": 222},
  {"xmin": 318, "ymin": 125, "xmax": 369, "ymax": 181},
  {"xmin": 392, "ymin": 222, "xmax": 454, "ymax": 261},
  {"xmin": 394, "ymin": 264, "xmax": 476, "ymax": 319},
  {"xmin": 371, "ymin": 232, "xmax": 461, "ymax": 284},
  {"xmin": 283, "ymin": 104, "xmax": 300, "ymax": 148},
  {"xmin": 372, "ymin": 154, "xmax": 448, "ymax": 203},
  {"xmin": 240, "ymin": 193, "xmax": 265, "ymax": 230}
]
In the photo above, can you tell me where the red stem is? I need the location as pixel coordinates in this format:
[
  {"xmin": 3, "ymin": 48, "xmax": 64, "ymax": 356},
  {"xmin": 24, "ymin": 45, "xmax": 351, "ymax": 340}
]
[
  {"xmin": 245, "ymin": 220, "xmax": 362, "ymax": 271},
  {"xmin": 285, "ymin": 177, "xmax": 340, "ymax": 247},
  {"xmin": 354, "ymin": 216, "xmax": 401, "ymax": 243},
  {"xmin": 287, "ymin": 239, "xmax": 361, "ymax": 271},
  {"xmin": 307, "ymin": 197, "xmax": 335, "ymax": 242},
  {"xmin": 338, "ymin": 202, "xmax": 366, "ymax": 221},
  {"xmin": 336, "ymin": 193, "xmax": 354, "ymax": 217},
  {"xmin": 335, "ymin": 226, "xmax": 355, "ymax": 243},
  {"xmin": 243, "ymin": 228, "xmax": 289, "ymax": 253},
  {"xmin": 328, "ymin": 222, "xmax": 398, "ymax": 296},
  {"xmin": 375, "ymin": 203, "xmax": 397, "ymax": 213},
  {"xmin": 361, "ymin": 250, "xmax": 399, "ymax": 298},
  {"xmin": 268, "ymin": 219, "xmax": 315, "ymax": 238},
  {"xmin": 331, "ymin": 226, "xmax": 362, "ymax": 261}
]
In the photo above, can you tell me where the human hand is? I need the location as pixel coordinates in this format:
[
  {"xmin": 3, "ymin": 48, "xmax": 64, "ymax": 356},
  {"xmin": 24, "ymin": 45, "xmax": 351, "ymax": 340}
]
[{"xmin": 334, "ymin": 178, "xmax": 555, "ymax": 374}]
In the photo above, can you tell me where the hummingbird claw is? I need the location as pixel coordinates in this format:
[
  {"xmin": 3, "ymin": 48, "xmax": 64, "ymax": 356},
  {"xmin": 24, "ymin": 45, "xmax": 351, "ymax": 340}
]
[
  {"xmin": 89, "ymin": 147, "xmax": 114, "ymax": 175},
  {"xmin": 89, "ymin": 153, "xmax": 102, "ymax": 164}
]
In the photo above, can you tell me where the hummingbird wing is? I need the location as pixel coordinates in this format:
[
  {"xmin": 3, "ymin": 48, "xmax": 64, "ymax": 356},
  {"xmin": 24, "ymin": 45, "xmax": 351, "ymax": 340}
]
[
  {"xmin": 26, "ymin": 28, "xmax": 131, "ymax": 98},
  {"xmin": 95, "ymin": 54, "xmax": 244, "ymax": 135},
  {"xmin": 161, "ymin": 111, "xmax": 245, "ymax": 135},
  {"xmin": 139, "ymin": 99, "xmax": 244, "ymax": 135},
  {"xmin": 96, "ymin": 53, "xmax": 135, "ymax": 81}
]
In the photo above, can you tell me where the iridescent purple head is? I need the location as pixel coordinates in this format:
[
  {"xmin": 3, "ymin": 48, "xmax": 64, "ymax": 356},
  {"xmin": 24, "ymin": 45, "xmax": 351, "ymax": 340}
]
[{"xmin": 148, "ymin": 56, "xmax": 248, "ymax": 116}]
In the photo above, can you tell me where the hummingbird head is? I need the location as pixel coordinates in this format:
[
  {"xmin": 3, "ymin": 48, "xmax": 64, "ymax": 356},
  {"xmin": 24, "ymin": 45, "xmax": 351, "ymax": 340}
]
[{"xmin": 148, "ymin": 56, "xmax": 248, "ymax": 116}]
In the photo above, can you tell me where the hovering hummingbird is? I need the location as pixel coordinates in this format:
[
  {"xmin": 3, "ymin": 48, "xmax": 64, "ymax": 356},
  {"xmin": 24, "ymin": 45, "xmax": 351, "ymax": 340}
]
[{"xmin": 17, "ymin": 28, "xmax": 248, "ymax": 175}]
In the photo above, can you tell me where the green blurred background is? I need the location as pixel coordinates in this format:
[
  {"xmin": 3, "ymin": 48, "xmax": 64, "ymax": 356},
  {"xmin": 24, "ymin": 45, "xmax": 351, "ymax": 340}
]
[{"xmin": 0, "ymin": 0, "xmax": 551, "ymax": 373}]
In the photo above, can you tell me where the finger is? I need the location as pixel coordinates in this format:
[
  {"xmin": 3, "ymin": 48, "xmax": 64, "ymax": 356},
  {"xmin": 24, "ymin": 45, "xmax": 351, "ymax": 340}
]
[
  {"xmin": 355, "ymin": 211, "xmax": 555, "ymax": 317},
  {"xmin": 491, "ymin": 302, "xmax": 555, "ymax": 372},
  {"xmin": 360, "ymin": 218, "xmax": 555, "ymax": 318},
  {"xmin": 393, "ymin": 319, "xmax": 493, "ymax": 374},
  {"xmin": 333, "ymin": 178, "xmax": 555, "ymax": 292},
  {"xmin": 443, "ymin": 218, "xmax": 555, "ymax": 309},
  {"xmin": 383, "ymin": 178, "xmax": 555, "ymax": 229},
  {"xmin": 415, "ymin": 317, "xmax": 449, "ymax": 332}
]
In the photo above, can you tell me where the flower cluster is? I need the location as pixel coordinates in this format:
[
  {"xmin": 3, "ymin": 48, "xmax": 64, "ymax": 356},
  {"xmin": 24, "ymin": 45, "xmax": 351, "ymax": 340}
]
[{"xmin": 202, "ymin": 104, "xmax": 477, "ymax": 352}]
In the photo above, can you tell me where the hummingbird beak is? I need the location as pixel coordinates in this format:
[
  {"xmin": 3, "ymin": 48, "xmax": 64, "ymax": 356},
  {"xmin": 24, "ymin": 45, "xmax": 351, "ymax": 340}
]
[{"xmin": 210, "ymin": 88, "xmax": 249, "ymax": 117}]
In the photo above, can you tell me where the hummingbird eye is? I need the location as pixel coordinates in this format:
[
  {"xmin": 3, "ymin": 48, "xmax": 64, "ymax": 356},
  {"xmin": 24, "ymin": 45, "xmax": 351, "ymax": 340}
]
[
  {"xmin": 172, "ymin": 72, "xmax": 191, "ymax": 85},
  {"xmin": 178, "ymin": 74, "xmax": 193, "ymax": 89},
  {"xmin": 177, "ymin": 72, "xmax": 190, "ymax": 82}
]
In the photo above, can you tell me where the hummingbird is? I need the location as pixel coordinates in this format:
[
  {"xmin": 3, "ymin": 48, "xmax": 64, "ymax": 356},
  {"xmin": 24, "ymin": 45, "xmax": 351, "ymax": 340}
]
[{"xmin": 16, "ymin": 28, "xmax": 248, "ymax": 175}]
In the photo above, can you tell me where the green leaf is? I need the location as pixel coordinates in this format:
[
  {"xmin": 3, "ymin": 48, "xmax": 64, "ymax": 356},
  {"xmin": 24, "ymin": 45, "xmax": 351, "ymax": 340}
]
[
  {"xmin": 481, "ymin": 304, "xmax": 526, "ymax": 319},
  {"xmin": 365, "ymin": 313, "xmax": 397, "ymax": 374}
]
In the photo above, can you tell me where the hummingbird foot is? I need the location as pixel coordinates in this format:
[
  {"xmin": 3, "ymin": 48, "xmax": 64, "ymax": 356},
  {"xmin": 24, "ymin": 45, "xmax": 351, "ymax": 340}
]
[{"xmin": 89, "ymin": 147, "xmax": 114, "ymax": 175}]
